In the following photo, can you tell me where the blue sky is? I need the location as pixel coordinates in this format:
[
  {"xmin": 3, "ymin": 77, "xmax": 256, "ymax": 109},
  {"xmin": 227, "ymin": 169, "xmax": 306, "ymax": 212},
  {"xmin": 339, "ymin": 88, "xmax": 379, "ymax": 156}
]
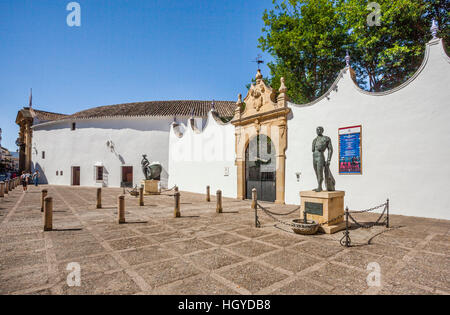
[{"xmin": 0, "ymin": 0, "xmax": 275, "ymax": 150}]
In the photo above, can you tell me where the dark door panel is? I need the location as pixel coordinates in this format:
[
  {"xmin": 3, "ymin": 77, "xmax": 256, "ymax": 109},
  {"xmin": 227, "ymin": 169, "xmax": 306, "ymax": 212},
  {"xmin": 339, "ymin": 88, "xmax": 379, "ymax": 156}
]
[{"xmin": 245, "ymin": 135, "xmax": 276, "ymax": 202}]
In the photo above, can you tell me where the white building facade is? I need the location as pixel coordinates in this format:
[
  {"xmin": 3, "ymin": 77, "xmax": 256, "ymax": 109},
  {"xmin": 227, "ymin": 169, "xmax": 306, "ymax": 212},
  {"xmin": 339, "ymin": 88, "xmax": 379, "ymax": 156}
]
[
  {"xmin": 167, "ymin": 38, "xmax": 450, "ymax": 220},
  {"xmin": 16, "ymin": 38, "xmax": 450, "ymax": 220}
]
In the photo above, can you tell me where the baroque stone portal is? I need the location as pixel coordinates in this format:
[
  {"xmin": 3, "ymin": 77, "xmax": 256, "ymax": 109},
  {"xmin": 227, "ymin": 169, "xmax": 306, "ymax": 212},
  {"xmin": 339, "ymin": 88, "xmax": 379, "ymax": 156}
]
[{"xmin": 231, "ymin": 70, "xmax": 290, "ymax": 204}]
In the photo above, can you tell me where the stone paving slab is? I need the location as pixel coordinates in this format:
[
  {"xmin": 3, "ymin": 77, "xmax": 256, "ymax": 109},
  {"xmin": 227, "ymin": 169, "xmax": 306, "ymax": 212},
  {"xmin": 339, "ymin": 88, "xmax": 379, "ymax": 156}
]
[{"xmin": 0, "ymin": 185, "xmax": 449, "ymax": 295}]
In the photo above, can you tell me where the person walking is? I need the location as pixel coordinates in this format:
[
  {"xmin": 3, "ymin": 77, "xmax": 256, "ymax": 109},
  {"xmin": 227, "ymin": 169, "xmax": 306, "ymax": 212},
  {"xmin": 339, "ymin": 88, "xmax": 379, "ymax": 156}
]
[
  {"xmin": 32, "ymin": 170, "xmax": 40, "ymax": 187},
  {"xmin": 20, "ymin": 171, "xmax": 28, "ymax": 192}
]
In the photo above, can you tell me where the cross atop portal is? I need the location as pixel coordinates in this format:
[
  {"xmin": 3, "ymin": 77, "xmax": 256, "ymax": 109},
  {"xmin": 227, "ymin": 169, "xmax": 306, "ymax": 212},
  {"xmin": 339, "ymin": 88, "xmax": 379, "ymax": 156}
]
[{"xmin": 252, "ymin": 54, "xmax": 264, "ymax": 70}]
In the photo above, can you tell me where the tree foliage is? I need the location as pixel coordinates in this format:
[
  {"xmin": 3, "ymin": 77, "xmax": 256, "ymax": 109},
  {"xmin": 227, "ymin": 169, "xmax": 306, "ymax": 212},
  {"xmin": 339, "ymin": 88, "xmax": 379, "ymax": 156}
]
[{"xmin": 258, "ymin": 0, "xmax": 449, "ymax": 103}]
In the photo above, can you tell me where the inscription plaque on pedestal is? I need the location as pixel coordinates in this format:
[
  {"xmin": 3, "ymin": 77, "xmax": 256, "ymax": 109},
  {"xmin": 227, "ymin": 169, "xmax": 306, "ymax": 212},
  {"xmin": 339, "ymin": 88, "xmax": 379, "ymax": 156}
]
[
  {"xmin": 300, "ymin": 190, "xmax": 346, "ymax": 234},
  {"xmin": 305, "ymin": 202, "xmax": 323, "ymax": 216}
]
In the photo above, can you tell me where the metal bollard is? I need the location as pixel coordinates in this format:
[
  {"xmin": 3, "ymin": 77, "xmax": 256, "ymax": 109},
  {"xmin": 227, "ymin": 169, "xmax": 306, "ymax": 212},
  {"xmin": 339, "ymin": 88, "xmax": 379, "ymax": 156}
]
[
  {"xmin": 345, "ymin": 207, "xmax": 350, "ymax": 247},
  {"xmin": 118, "ymin": 195, "xmax": 125, "ymax": 224},
  {"xmin": 174, "ymin": 192, "xmax": 181, "ymax": 218},
  {"xmin": 41, "ymin": 189, "xmax": 48, "ymax": 212},
  {"xmin": 386, "ymin": 199, "xmax": 390, "ymax": 228},
  {"xmin": 0, "ymin": 181, "xmax": 4, "ymax": 198},
  {"xmin": 4, "ymin": 180, "xmax": 8, "ymax": 195},
  {"xmin": 216, "ymin": 190, "xmax": 223, "ymax": 214},
  {"xmin": 206, "ymin": 186, "xmax": 211, "ymax": 202},
  {"xmin": 43, "ymin": 197, "xmax": 53, "ymax": 231},
  {"xmin": 139, "ymin": 186, "xmax": 144, "ymax": 207},
  {"xmin": 96, "ymin": 188, "xmax": 102, "ymax": 209},
  {"xmin": 174, "ymin": 186, "xmax": 179, "ymax": 193},
  {"xmin": 252, "ymin": 188, "xmax": 259, "ymax": 228}
]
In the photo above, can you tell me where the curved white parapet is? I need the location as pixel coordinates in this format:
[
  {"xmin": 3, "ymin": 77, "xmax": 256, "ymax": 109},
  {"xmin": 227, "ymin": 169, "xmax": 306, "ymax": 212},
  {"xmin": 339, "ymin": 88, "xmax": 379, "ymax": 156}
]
[
  {"xmin": 168, "ymin": 110, "xmax": 237, "ymax": 198},
  {"xmin": 285, "ymin": 38, "xmax": 450, "ymax": 220}
]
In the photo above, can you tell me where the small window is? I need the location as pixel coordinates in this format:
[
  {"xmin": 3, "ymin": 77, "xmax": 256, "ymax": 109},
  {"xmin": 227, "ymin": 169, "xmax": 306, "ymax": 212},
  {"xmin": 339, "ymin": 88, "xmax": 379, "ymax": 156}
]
[
  {"xmin": 42, "ymin": 151, "xmax": 45, "ymax": 159},
  {"xmin": 60, "ymin": 171, "xmax": 63, "ymax": 176},
  {"xmin": 56, "ymin": 171, "xmax": 59, "ymax": 176},
  {"xmin": 71, "ymin": 123, "xmax": 76, "ymax": 131},
  {"xmin": 96, "ymin": 166, "xmax": 104, "ymax": 181}
]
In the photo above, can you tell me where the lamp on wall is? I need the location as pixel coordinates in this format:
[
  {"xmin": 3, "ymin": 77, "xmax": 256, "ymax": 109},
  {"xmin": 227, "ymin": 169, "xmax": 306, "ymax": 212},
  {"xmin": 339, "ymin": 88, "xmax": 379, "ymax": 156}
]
[{"xmin": 295, "ymin": 172, "xmax": 301, "ymax": 182}]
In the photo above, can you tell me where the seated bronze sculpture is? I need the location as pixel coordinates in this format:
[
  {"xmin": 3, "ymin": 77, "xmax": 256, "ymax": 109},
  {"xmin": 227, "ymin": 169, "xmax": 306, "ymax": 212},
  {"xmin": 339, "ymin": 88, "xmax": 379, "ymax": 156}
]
[{"xmin": 141, "ymin": 154, "xmax": 162, "ymax": 181}]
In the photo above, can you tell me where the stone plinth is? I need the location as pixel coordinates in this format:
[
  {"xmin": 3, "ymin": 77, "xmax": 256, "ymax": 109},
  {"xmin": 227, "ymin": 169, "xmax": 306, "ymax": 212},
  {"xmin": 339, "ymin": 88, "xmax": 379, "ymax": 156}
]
[
  {"xmin": 300, "ymin": 190, "xmax": 346, "ymax": 234},
  {"xmin": 141, "ymin": 180, "xmax": 161, "ymax": 195}
]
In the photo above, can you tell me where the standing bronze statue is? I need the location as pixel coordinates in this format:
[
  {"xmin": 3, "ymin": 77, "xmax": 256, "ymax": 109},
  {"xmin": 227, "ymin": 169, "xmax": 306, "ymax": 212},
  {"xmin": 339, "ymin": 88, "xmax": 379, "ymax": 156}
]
[{"xmin": 312, "ymin": 127, "xmax": 336, "ymax": 192}]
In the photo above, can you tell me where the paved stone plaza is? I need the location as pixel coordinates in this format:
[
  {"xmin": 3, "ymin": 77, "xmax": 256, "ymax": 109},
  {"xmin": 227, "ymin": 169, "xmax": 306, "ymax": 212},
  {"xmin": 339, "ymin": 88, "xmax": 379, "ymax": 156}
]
[{"xmin": 0, "ymin": 185, "xmax": 449, "ymax": 295}]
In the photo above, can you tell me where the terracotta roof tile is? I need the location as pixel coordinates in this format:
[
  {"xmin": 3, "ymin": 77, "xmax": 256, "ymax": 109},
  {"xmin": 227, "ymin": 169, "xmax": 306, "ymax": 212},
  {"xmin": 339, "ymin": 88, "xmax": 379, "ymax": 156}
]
[
  {"xmin": 32, "ymin": 109, "xmax": 68, "ymax": 121},
  {"xmin": 66, "ymin": 100, "xmax": 236, "ymax": 120}
]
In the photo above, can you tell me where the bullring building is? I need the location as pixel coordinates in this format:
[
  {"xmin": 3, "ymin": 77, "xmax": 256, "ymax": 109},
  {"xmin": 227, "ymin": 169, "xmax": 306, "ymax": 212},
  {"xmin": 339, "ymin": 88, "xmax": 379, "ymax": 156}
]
[{"xmin": 16, "ymin": 37, "xmax": 450, "ymax": 220}]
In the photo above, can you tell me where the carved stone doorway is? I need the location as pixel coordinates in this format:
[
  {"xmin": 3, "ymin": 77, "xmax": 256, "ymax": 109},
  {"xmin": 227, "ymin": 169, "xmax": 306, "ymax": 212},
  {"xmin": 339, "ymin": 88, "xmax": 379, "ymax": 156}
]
[{"xmin": 231, "ymin": 70, "xmax": 290, "ymax": 204}]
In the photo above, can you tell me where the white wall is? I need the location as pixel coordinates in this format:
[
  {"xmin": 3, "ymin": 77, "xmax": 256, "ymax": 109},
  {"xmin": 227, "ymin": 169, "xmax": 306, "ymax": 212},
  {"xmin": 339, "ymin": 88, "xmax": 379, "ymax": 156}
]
[
  {"xmin": 168, "ymin": 112, "xmax": 237, "ymax": 198},
  {"xmin": 32, "ymin": 116, "xmax": 176, "ymax": 188},
  {"xmin": 285, "ymin": 39, "xmax": 450, "ymax": 220}
]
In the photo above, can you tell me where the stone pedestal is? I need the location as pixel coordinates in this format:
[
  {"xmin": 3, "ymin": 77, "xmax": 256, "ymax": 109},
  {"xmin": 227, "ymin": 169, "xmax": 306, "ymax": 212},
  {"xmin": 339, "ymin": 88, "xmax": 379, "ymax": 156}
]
[
  {"xmin": 300, "ymin": 190, "xmax": 346, "ymax": 234},
  {"xmin": 141, "ymin": 180, "xmax": 161, "ymax": 195}
]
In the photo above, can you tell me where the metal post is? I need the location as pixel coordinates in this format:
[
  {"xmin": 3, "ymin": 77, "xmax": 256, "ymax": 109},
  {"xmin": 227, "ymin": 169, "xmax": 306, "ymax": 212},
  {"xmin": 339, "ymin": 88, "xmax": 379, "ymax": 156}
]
[
  {"xmin": 216, "ymin": 190, "xmax": 223, "ymax": 213},
  {"xmin": 345, "ymin": 207, "xmax": 350, "ymax": 247},
  {"xmin": 174, "ymin": 192, "xmax": 181, "ymax": 218},
  {"xmin": 118, "ymin": 195, "xmax": 125, "ymax": 224},
  {"xmin": 41, "ymin": 189, "xmax": 48, "ymax": 212},
  {"xmin": 96, "ymin": 188, "xmax": 102, "ymax": 209},
  {"xmin": 386, "ymin": 199, "xmax": 390, "ymax": 228},
  {"xmin": 0, "ymin": 181, "xmax": 4, "ymax": 198},
  {"xmin": 44, "ymin": 197, "xmax": 53, "ymax": 231},
  {"xmin": 206, "ymin": 186, "xmax": 211, "ymax": 202},
  {"xmin": 174, "ymin": 186, "xmax": 179, "ymax": 193},
  {"xmin": 252, "ymin": 188, "xmax": 258, "ymax": 228},
  {"xmin": 4, "ymin": 180, "xmax": 8, "ymax": 195},
  {"xmin": 139, "ymin": 186, "xmax": 144, "ymax": 206}
]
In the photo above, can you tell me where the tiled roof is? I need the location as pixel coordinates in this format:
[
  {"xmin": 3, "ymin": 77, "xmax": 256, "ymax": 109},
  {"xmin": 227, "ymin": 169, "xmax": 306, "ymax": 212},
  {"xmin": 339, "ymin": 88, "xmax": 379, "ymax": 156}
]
[
  {"xmin": 66, "ymin": 100, "xmax": 236, "ymax": 120},
  {"xmin": 32, "ymin": 109, "xmax": 68, "ymax": 121}
]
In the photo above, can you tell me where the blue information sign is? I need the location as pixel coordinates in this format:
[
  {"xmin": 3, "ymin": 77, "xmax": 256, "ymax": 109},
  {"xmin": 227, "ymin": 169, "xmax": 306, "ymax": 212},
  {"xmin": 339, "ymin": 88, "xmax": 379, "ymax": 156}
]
[{"xmin": 339, "ymin": 126, "xmax": 362, "ymax": 174}]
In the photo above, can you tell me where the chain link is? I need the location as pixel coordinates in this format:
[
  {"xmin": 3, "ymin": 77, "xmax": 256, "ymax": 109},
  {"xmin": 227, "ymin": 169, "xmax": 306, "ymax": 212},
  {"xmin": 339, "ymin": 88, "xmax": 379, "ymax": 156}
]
[
  {"xmin": 256, "ymin": 203, "xmax": 343, "ymax": 228},
  {"xmin": 348, "ymin": 205, "xmax": 387, "ymax": 229},
  {"xmin": 349, "ymin": 202, "xmax": 387, "ymax": 214},
  {"xmin": 256, "ymin": 203, "xmax": 301, "ymax": 216}
]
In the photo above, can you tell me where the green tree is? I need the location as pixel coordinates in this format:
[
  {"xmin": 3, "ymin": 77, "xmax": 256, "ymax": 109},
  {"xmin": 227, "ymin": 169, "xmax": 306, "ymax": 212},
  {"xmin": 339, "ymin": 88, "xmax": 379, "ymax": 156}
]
[
  {"xmin": 258, "ymin": 0, "xmax": 449, "ymax": 102},
  {"xmin": 343, "ymin": 0, "xmax": 449, "ymax": 91},
  {"xmin": 259, "ymin": 0, "xmax": 349, "ymax": 103}
]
